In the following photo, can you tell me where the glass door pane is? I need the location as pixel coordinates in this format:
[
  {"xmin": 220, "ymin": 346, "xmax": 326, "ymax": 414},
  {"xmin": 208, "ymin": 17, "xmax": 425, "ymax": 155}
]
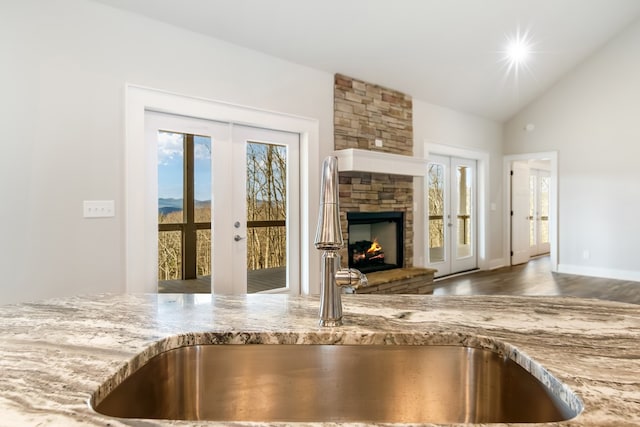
[
  {"xmin": 528, "ymin": 168, "xmax": 551, "ymax": 257},
  {"xmin": 194, "ymin": 135, "xmax": 212, "ymax": 278},
  {"xmin": 539, "ymin": 174, "xmax": 550, "ymax": 245},
  {"xmin": 427, "ymin": 162, "xmax": 446, "ymax": 263},
  {"xmin": 158, "ymin": 131, "xmax": 184, "ymax": 225},
  {"xmin": 246, "ymin": 141, "xmax": 288, "ymax": 293},
  {"xmin": 529, "ymin": 174, "xmax": 536, "ymax": 248},
  {"xmin": 148, "ymin": 111, "xmax": 225, "ymax": 294},
  {"xmin": 158, "ymin": 230, "xmax": 182, "ymax": 280},
  {"xmin": 455, "ymin": 164, "xmax": 473, "ymax": 259},
  {"xmin": 157, "ymin": 131, "xmax": 184, "ymax": 281}
]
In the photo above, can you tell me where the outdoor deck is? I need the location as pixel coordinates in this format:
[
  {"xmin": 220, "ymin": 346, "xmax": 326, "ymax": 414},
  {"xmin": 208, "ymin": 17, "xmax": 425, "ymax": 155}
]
[{"xmin": 158, "ymin": 266, "xmax": 286, "ymax": 294}]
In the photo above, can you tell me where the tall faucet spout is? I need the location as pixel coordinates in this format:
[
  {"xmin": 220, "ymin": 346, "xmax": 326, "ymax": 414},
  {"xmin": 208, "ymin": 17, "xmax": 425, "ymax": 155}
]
[
  {"xmin": 314, "ymin": 156, "xmax": 343, "ymax": 251},
  {"xmin": 315, "ymin": 156, "xmax": 367, "ymax": 327}
]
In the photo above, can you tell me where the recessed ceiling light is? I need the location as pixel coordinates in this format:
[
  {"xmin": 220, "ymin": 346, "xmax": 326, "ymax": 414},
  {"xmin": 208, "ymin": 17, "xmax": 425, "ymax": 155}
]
[
  {"xmin": 500, "ymin": 27, "xmax": 535, "ymax": 82},
  {"xmin": 506, "ymin": 37, "xmax": 530, "ymax": 65}
]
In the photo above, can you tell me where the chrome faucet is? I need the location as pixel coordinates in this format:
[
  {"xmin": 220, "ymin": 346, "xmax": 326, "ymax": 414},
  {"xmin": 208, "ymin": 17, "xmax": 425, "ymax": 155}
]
[{"xmin": 314, "ymin": 156, "xmax": 368, "ymax": 327}]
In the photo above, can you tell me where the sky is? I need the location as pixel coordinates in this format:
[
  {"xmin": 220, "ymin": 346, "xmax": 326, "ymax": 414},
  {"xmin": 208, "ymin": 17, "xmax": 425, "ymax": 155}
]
[
  {"xmin": 158, "ymin": 132, "xmax": 211, "ymax": 201},
  {"xmin": 158, "ymin": 132, "xmax": 287, "ymax": 205}
]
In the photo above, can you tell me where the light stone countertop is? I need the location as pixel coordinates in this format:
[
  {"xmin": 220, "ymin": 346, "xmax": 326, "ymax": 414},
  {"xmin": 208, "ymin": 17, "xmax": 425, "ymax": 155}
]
[{"xmin": 0, "ymin": 293, "xmax": 638, "ymax": 426}]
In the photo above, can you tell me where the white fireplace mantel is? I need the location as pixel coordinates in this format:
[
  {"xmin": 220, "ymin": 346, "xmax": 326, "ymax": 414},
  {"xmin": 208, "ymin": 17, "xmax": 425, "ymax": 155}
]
[{"xmin": 332, "ymin": 148, "xmax": 428, "ymax": 177}]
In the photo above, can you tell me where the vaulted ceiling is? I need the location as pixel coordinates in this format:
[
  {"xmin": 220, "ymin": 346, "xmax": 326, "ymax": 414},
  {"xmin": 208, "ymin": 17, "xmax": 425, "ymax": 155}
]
[{"xmin": 92, "ymin": 0, "xmax": 640, "ymax": 122}]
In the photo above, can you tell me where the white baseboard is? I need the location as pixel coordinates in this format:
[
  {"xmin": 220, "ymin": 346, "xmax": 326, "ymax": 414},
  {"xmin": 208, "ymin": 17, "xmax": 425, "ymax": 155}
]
[
  {"xmin": 488, "ymin": 258, "xmax": 507, "ymax": 270},
  {"xmin": 557, "ymin": 264, "xmax": 640, "ymax": 282}
]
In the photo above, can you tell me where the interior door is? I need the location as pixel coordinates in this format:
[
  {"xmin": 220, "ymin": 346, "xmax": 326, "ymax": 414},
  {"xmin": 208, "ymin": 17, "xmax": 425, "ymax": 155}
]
[
  {"xmin": 511, "ymin": 161, "xmax": 530, "ymax": 265},
  {"xmin": 427, "ymin": 155, "xmax": 477, "ymax": 276},
  {"xmin": 146, "ymin": 112, "xmax": 299, "ymax": 294}
]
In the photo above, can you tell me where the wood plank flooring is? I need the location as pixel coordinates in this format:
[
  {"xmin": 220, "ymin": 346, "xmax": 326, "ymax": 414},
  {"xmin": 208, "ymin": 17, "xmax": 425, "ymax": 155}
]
[
  {"xmin": 157, "ymin": 257, "xmax": 640, "ymax": 305},
  {"xmin": 432, "ymin": 256, "xmax": 640, "ymax": 305},
  {"xmin": 158, "ymin": 267, "xmax": 286, "ymax": 294},
  {"xmin": 158, "ymin": 276, "xmax": 211, "ymax": 293}
]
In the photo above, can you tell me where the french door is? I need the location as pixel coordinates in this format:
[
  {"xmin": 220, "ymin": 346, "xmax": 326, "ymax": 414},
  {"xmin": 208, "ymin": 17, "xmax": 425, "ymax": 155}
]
[
  {"xmin": 229, "ymin": 125, "xmax": 299, "ymax": 294},
  {"xmin": 426, "ymin": 155, "xmax": 477, "ymax": 277},
  {"xmin": 146, "ymin": 112, "xmax": 299, "ymax": 294}
]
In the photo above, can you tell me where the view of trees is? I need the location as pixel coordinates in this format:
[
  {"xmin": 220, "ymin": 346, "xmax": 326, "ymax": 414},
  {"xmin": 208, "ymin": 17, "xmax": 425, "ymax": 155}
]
[
  {"xmin": 427, "ymin": 163, "xmax": 473, "ymax": 256},
  {"xmin": 158, "ymin": 208, "xmax": 211, "ymax": 281},
  {"xmin": 246, "ymin": 142, "xmax": 287, "ymax": 271},
  {"xmin": 427, "ymin": 163, "xmax": 445, "ymax": 250}
]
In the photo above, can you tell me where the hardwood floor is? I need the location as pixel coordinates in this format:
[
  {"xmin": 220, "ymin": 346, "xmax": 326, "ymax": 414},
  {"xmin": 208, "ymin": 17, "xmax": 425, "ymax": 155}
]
[
  {"xmin": 158, "ymin": 267, "xmax": 286, "ymax": 294},
  {"xmin": 432, "ymin": 256, "xmax": 640, "ymax": 305},
  {"xmin": 157, "ymin": 257, "xmax": 639, "ymax": 305}
]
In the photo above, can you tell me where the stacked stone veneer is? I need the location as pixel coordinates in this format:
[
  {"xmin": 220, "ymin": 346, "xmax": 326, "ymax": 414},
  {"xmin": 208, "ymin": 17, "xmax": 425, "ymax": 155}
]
[
  {"xmin": 334, "ymin": 74, "xmax": 414, "ymax": 268},
  {"xmin": 334, "ymin": 74, "xmax": 413, "ymax": 153}
]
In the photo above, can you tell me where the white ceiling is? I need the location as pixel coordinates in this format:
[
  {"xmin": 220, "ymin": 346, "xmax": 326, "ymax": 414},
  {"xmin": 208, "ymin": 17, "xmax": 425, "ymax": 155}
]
[{"xmin": 92, "ymin": 0, "xmax": 640, "ymax": 122}]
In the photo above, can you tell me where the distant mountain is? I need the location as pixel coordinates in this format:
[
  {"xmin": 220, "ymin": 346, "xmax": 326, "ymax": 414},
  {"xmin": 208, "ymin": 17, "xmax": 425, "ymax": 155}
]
[
  {"xmin": 195, "ymin": 200, "xmax": 211, "ymax": 209},
  {"xmin": 158, "ymin": 198, "xmax": 183, "ymax": 215},
  {"xmin": 159, "ymin": 206, "xmax": 181, "ymax": 215},
  {"xmin": 158, "ymin": 198, "xmax": 210, "ymax": 215},
  {"xmin": 159, "ymin": 198, "xmax": 183, "ymax": 209}
]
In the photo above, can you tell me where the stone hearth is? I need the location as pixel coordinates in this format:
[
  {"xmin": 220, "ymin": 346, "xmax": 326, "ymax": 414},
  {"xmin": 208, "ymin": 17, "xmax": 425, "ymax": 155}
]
[{"xmin": 351, "ymin": 267, "xmax": 437, "ymax": 295}]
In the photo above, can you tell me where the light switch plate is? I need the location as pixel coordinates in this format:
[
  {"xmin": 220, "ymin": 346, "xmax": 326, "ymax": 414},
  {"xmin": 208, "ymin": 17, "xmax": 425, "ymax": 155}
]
[{"xmin": 83, "ymin": 200, "xmax": 115, "ymax": 218}]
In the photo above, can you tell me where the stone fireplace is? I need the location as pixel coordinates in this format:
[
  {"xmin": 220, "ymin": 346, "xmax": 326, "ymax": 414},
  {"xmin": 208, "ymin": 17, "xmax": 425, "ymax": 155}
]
[
  {"xmin": 333, "ymin": 74, "xmax": 436, "ymax": 293},
  {"xmin": 347, "ymin": 211, "xmax": 404, "ymax": 274},
  {"xmin": 334, "ymin": 73, "xmax": 414, "ymax": 269}
]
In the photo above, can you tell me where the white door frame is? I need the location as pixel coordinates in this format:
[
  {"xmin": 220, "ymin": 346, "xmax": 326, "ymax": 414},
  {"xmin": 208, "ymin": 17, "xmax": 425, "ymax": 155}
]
[
  {"xmin": 503, "ymin": 152, "xmax": 558, "ymax": 272},
  {"xmin": 424, "ymin": 142, "xmax": 489, "ymax": 272},
  {"xmin": 125, "ymin": 84, "xmax": 320, "ymax": 295}
]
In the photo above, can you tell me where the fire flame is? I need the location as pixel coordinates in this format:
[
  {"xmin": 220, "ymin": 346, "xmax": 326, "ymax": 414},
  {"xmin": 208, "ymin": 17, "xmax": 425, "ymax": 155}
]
[{"xmin": 366, "ymin": 238, "xmax": 382, "ymax": 253}]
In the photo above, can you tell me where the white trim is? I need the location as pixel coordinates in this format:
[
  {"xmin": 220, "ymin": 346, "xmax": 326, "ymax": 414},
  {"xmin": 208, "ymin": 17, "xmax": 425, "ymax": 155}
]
[
  {"xmin": 489, "ymin": 258, "xmax": 508, "ymax": 270},
  {"xmin": 503, "ymin": 151, "xmax": 558, "ymax": 272},
  {"xmin": 333, "ymin": 148, "xmax": 429, "ymax": 176},
  {"xmin": 423, "ymin": 141, "xmax": 490, "ymax": 272},
  {"xmin": 125, "ymin": 84, "xmax": 320, "ymax": 295},
  {"xmin": 558, "ymin": 264, "xmax": 640, "ymax": 282}
]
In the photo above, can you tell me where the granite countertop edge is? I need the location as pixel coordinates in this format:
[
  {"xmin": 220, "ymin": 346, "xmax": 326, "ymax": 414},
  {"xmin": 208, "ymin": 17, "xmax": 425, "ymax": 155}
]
[{"xmin": 0, "ymin": 293, "xmax": 638, "ymax": 426}]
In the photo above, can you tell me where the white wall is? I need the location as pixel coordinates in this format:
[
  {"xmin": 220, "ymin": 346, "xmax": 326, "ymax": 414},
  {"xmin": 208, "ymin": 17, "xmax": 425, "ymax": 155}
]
[
  {"xmin": 413, "ymin": 100, "xmax": 504, "ymax": 268},
  {"xmin": 0, "ymin": 0, "xmax": 333, "ymax": 304},
  {"xmin": 504, "ymin": 19, "xmax": 640, "ymax": 280},
  {"xmin": 0, "ymin": 0, "xmax": 516, "ymax": 305}
]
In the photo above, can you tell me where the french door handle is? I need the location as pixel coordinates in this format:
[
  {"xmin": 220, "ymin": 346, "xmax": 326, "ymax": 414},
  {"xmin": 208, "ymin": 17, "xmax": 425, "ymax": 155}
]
[
  {"xmin": 234, "ymin": 234, "xmax": 246, "ymax": 242},
  {"xmin": 447, "ymin": 223, "xmax": 452, "ymax": 227}
]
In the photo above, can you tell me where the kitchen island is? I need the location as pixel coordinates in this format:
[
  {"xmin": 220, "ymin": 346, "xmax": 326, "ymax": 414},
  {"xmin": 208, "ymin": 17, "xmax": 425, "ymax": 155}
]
[{"xmin": 0, "ymin": 293, "xmax": 638, "ymax": 426}]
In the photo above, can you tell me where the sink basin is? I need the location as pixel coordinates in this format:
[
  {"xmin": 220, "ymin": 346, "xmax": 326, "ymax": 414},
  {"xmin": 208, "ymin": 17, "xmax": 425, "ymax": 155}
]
[{"xmin": 93, "ymin": 344, "xmax": 580, "ymax": 423}]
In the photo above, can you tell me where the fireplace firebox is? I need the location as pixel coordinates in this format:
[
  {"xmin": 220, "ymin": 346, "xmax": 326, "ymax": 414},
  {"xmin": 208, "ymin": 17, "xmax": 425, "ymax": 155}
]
[{"xmin": 347, "ymin": 212, "xmax": 404, "ymax": 274}]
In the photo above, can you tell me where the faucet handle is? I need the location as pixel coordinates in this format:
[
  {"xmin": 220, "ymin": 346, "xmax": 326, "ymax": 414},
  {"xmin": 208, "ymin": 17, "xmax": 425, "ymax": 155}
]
[{"xmin": 335, "ymin": 268, "xmax": 368, "ymax": 290}]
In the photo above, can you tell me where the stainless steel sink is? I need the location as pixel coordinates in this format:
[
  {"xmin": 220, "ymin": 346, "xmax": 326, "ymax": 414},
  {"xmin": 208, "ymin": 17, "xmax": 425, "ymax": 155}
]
[{"xmin": 92, "ymin": 344, "xmax": 581, "ymax": 423}]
